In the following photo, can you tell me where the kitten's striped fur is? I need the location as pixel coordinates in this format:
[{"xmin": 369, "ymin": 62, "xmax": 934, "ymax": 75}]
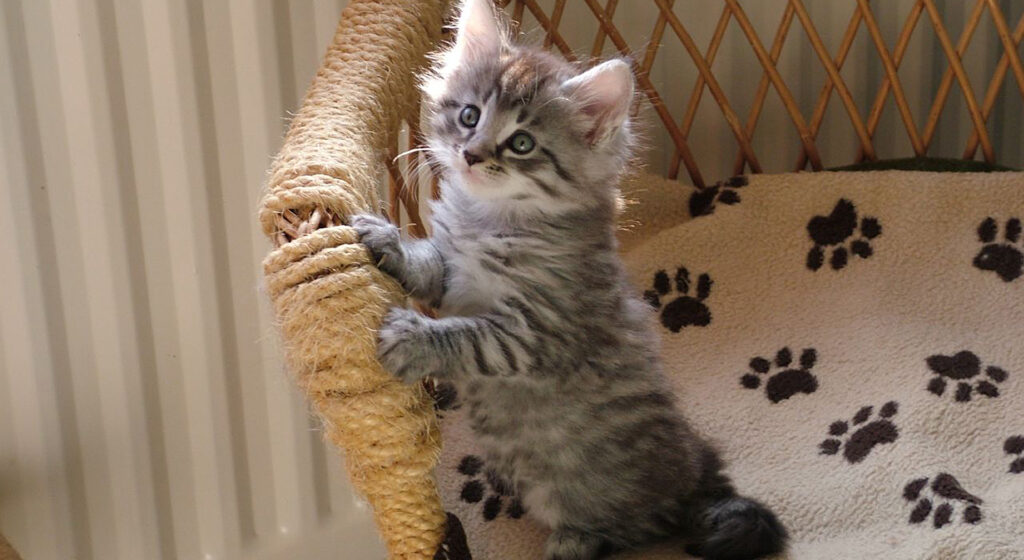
[{"xmin": 352, "ymin": 1, "xmax": 787, "ymax": 558}]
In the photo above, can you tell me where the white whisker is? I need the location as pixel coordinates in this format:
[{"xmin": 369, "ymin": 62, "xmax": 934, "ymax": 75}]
[{"xmin": 392, "ymin": 146, "xmax": 433, "ymax": 163}]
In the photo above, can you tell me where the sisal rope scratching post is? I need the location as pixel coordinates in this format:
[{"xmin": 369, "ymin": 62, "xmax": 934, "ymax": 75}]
[{"xmin": 258, "ymin": 0, "xmax": 450, "ymax": 557}]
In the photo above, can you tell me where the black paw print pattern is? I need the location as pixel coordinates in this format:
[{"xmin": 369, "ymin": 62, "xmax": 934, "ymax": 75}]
[
  {"xmin": 820, "ymin": 402, "xmax": 899, "ymax": 464},
  {"xmin": 457, "ymin": 455, "xmax": 525, "ymax": 522},
  {"xmin": 903, "ymin": 473, "xmax": 982, "ymax": 529},
  {"xmin": 740, "ymin": 347, "xmax": 819, "ymax": 403},
  {"xmin": 689, "ymin": 175, "xmax": 747, "ymax": 217},
  {"xmin": 1005, "ymin": 436, "xmax": 1024, "ymax": 474},
  {"xmin": 974, "ymin": 217, "xmax": 1023, "ymax": 282},
  {"xmin": 925, "ymin": 351, "xmax": 1008, "ymax": 402},
  {"xmin": 643, "ymin": 268, "xmax": 712, "ymax": 332},
  {"xmin": 806, "ymin": 199, "xmax": 882, "ymax": 271}
]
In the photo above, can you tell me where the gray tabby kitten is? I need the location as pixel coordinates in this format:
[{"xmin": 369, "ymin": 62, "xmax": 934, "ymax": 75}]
[{"xmin": 352, "ymin": 1, "xmax": 786, "ymax": 559}]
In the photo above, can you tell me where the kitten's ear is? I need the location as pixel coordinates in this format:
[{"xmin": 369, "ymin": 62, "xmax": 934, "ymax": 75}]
[
  {"xmin": 424, "ymin": 0, "xmax": 505, "ymax": 100},
  {"xmin": 451, "ymin": 0, "xmax": 503, "ymax": 65},
  {"xmin": 562, "ymin": 59, "xmax": 634, "ymax": 146}
]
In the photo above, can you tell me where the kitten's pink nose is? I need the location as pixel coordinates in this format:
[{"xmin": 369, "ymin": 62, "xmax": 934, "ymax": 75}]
[{"xmin": 463, "ymin": 150, "xmax": 484, "ymax": 167}]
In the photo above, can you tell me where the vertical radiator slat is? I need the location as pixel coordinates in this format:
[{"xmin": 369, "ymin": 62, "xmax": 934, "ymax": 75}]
[
  {"xmin": 130, "ymin": 0, "xmax": 259, "ymax": 556},
  {"xmin": 136, "ymin": 1, "xmax": 258, "ymax": 557},
  {"xmin": 110, "ymin": 0, "xmax": 220, "ymax": 557},
  {"xmin": 226, "ymin": 0, "xmax": 320, "ymax": 542},
  {"xmin": 0, "ymin": 11, "xmax": 78, "ymax": 554},
  {"xmin": 0, "ymin": 153, "xmax": 73, "ymax": 560},
  {"xmin": 54, "ymin": 0, "xmax": 174, "ymax": 557},
  {"xmin": 18, "ymin": 1, "xmax": 128, "ymax": 557}
]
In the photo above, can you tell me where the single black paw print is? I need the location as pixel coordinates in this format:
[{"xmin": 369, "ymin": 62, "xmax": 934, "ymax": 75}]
[
  {"xmin": 925, "ymin": 351, "xmax": 1008, "ymax": 402},
  {"xmin": 974, "ymin": 217, "xmax": 1023, "ymax": 282},
  {"xmin": 1004, "ymin": 436, "xmax": 1024, "ymax": 474},
  {"xmin": 457, "ymin": 455, "xmax": 525, "ymax": 522},
  {"xmin": 740, "ymin": 347, "xmax": 819, "ymax": 403},
  {"xmin": 903, "ymin": 473, "xmax": 983, "ymax": 528},
  {"xmin": 643, "ymin": 268, "xmax": 712, "ymax": 332},
  {"xmin": 806, "ymin": 199, "xmax": 881, "ymax": 271},
  {"xmin": 820, "ymin": 401, "xmax": 899, "ymax": 463},
  {"xmin": 689, "ymin": 176, "xmax": 747, "ymax": 217}
]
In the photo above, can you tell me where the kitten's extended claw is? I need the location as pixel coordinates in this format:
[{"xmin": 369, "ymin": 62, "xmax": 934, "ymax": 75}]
[
  {"xmin": 376, "ymin": 307, "xmax": 441, "ymax": 383},
  {"xmin": 351, "ymin": 214, "xmax": 405, "ymax": 274}
]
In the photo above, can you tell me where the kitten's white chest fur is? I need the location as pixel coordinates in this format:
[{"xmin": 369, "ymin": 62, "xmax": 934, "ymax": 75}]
[
  {"xmin": 440, "ymin": 249, "xmax": 500, "ymax": 315},
  {"xmin": 436, "ymin": 232, "xmax": 517, "ymax": 316}
]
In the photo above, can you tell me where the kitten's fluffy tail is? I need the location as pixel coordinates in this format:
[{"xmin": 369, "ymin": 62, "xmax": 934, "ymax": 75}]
[{"xmin": 688, "ymin": 494, "xmax": 788, "ymax": 560}]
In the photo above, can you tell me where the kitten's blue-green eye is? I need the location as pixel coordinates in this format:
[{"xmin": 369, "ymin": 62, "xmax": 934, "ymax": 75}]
[
  {"xmin": 508, "ymin": 131, "xmax": 535, "ymax": 154},
  {"xmin": 459, "ymin": 105, "xmax": 480, "ymax": 127}
]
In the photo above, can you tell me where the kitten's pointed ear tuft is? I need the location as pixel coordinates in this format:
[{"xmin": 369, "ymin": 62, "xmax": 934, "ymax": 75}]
[
  {"xmin": 453, "ymin": 0, "xmax": 503, "ymax": 62},
  {"xmin": 424, "ymin": 0, "xmax": 505, "ymax": 100},
  {"xmin": 562, "ymin": 59, "xmax": 634, "ymax": 146}
]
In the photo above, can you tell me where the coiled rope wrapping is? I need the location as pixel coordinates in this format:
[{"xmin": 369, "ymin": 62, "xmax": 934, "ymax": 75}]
[{"xmin": 258, "ymin": 1, "xmax": 449, "ymax": 557}]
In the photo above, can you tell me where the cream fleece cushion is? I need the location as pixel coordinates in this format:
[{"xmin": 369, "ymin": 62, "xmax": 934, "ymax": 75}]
[{"xmin": 435, "ymin": 171, "xmax": 1024, "ymax": 560}]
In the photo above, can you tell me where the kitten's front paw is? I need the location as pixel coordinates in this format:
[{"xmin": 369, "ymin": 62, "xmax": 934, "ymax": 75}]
[
  {"xmin": 377, "ymin": 307, "xmax": 441, "ymax": 384},
  {"xmin": 350, "ymin": 213, "xmax": 404, "ymax": 276}
]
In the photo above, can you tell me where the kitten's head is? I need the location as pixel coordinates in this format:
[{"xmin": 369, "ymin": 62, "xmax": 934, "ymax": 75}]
[{"xmin": 421, "ymin": 0, "xmax": 634, "ymax": 215}]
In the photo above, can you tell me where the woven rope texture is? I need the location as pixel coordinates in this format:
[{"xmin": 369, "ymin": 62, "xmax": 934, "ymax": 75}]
[{"xmin": 259, "ymin": 1, "xmax": 450, "ymax": 558}]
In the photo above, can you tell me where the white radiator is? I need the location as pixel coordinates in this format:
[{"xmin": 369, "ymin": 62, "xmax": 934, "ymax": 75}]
[{"xmin": 1, "ymin": 1, "xmax": 1019, "ymax": 559}]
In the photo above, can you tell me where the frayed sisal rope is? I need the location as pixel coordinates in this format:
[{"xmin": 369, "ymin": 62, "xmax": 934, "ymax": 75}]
[{"xmin": 258, "ymin": 0, "xmax": 451, "ymax": 558}]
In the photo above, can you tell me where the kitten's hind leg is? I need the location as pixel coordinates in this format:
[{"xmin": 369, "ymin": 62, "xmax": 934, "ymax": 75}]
[
  {"xmin": 687, "ymin": 495, "xmax": 787, "ymax": 560},
  {"xmin": 544, "ymin": 528, "xmax": 608, "ymax": 560}
]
